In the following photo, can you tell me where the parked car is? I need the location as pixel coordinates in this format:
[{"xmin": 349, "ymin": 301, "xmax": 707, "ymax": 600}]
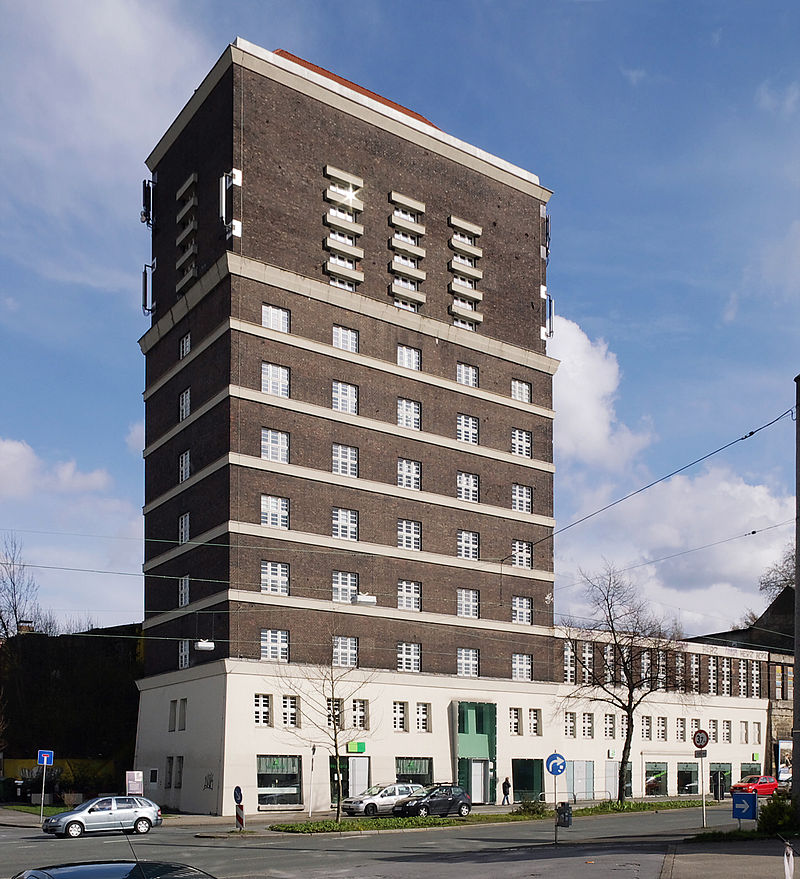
[
  {"xmin": 41, "ymin": 796, "xmax": 162, "ymax": 838},
  {"xmin": 729, "ymin": 775, "xmax": 778, "ymax": 796},
  {"xmin": 392, "ymin": 783, "xmax": 471, "ymax": 817},
  {"xmin": 13, "ymin": 862, "xmax": 215, "ymax": 879},
  {"xmin": 342, "ymin": 782, "xmax": 423, "ymax": 817}
]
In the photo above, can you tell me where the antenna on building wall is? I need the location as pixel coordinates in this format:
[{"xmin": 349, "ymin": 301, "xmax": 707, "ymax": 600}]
[
  {"xmin": 141, "ymin": 179, "xmax": 154, "ymax": 227},
  {"xmin": 142, "ymin": 262, "xmax": 156, "ymax": 315}
]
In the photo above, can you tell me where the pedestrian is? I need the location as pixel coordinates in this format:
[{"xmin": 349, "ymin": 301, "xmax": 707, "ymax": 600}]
[{"xmin": 502, "ymin": 777, "xmax": 511, "ymax": 805}]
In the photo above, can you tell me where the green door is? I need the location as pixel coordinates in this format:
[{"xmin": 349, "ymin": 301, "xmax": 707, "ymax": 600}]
[{"xmin": 512, "ymin": 759, "xmax": 543, "ymax": 803}]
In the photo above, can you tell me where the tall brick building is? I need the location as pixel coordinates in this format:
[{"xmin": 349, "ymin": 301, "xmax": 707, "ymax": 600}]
[{"xmin": 134, "ymin": 39, "xmax": 768, "ymax": 815}]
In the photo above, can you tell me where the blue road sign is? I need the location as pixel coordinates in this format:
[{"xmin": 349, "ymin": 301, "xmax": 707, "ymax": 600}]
[
  {"xmin": 546, "ymin": 753, "xmax": 566, "ymax": 776},
  {"xmin": 233, "ymin": 785, "xmax": 243, "ymax": 805},
  {"xmin": 37, "ymin": 750, "xmax": 54, "ymax": 766},
  {"xmin": 731, "ymin": 792, "xmax": 757, "ymax": 820}
]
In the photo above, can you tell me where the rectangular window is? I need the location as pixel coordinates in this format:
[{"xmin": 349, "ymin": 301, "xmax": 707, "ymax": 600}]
[
  {"xmin": 512, "ymin": 653, "xmax": 532, "ymax": 681},
  {"xmin": 775, "ymin": 664, "xmax": 783, "ymax": 699},
  {"xmin": 753, "ymin": 721, "xmax": 762, "ymax": 745},
  {"xmin": 397, "ymin": 519, "xmax": 421, "ymax": 550},
  {"xmin": 394, "ymin": 298, "xmax": 418, "ymax": 312},
  {"xmin": 604, "ymin": 714, "xmax": 616, "ymax": 739},
  {"xmin": 528, "ymin": 708, "xmax": 542, "ymax": 736},
  {"xmin": 332, "ymin": 507, "xmax": 358, "ymax": 540},
  {"xmin": 397, "ymin": 344, "xmax": 421, "ymax": 370},
  {"xmin": 563, "ymin": 642, "xmax": 576, "ymax": 684},
  {"xmin": 397, "ymin": 398, "xmax": 421, "ymax": 430},
  {"xmin": 261, "ymin": 561, "xmax": 289, "ymax": 595},
  {"xmin": 739, "ymin": 660, "xmax": 748, "ymax": 696},
  {"xmin": 327, "ymin": 698, "xmax": 343, "ymax": 729},
  {"xmin": 457, "ymin": 530, "xmax": 479, "ymax": 559},
  {"xmin": 641, "ymin": 716, "xmax": 652, "ymax": 740},
  {"xmin": 332, "ymin": 570, "xmax": 358, "ymax": 603},
  {"xmin": 511, "ymin": 483, "xmax": 532, "ymax": 513},
  {"xmin": 261, "ymin": 495, "xmax": 289, "ymax": 529},
  {"xmin": 178, "ymin": 699, "xmax": 186, "ymax": 733},
  {"xmin": 261, "ymin": 363, "xmax": 289, "ymax": 397},
  {"xmin": 708, "ymin": 656, "xmax": 718, "ymax": 695},
  {"xmin": 177, "ymin": 575, "xmax": 189, "ymax": 607},
  {"xmin": 582, "ymin": 712, "xmax": 594, "ymax": 738},
  {"xmin": 332, "ymin": 443, "xmax": 358, "ymax": 477},
  {"xmin": 722, "ymin": 720, "xmax": 732, "ymax": 743},
  {"xmin": 333, "ymin": 636, "xmax": 358, "ymax": 667},
  {"xmin": 282, "ymin": 696, "xmax": 298, "ymax": 727},
  {"xmin": 604, "ymin": 644, "xmax": 615, "ymax": 685},
  {"xmin": 457, "ymin": 647, "xmax": 479, "ymax": 677},
  {"xmin": 332, "ymin": 325, "xmax": 358, "ymax": 352},
  {"xmin": 709, "ymin": 719, "xmax": 718, "ymax": 742},
  {"xmin": 353, "ymin": 699, "xmax": 368, "ymax": 730},
  {"xmin": 416, "ymin": 702, "xmax": 431, "ymax": 732},
  {"xmin": 261, "ymin": 630, "xmax": 289, "ymax": 662},
  {"xmin": 397, "ymin": 642, "xmax": 421, "ymax": 672},
  {"xmin": 178, "ymin": 513, "xmax": 190, "ymax": 545},
  {"xmin": 174, "ymin": 756, "xmax": 184, "ymax": 789},
  {"xmin": 511, "ymin": 428, "xmax": 532, "ymax": 457},
  {"xmin": 179, "ymin": 332, "xmax": 191, "ymax": 359},
  {"xmin": 165, "ymin": 756, "xmax": 173, "ymax": 789},
  {"xmin": 511, "ymin": 595, "xmax": 533, "ymax": 625},
  {"xmin": 565, "ymin": 712, "xmax": 576, "ymax": 738},
  {"xmin": 751, "ymin": 661, "xmax": 761, "ymax": 697},
  {"xmin": 179, "ymin": 388, "xmax": 191, "ymax": 421},
  {"xmin": 510, "ymin": 707, "xmax": 522, "ymax": 735},
  {"xmin": 393, "ymin": 701, "xmax": 408, "ymax": 731},
  {"xmin": 178, "ymin": 450, "xmax": 191, "ymax": 482},
  {"xmin": 740, "ymin": 721, "xmax": 749, "ymax": 744},
  {"xmin": 168, "ymin": 700, "xmax": 177, "ymax": 731},
  {"xmin": 397, "ymin": 579, "xmax": 421, "ymax": 611},
  {"xmin": 456, "ymin": 363, "xmax": 478, "ymax": 387},
  {"xmin": 254, "ymin": 694, "xmax": 271, "ymax": 726},
  {"xmin": 178, "ymin": 639, "xmax": 189, "ymax": 669},
  {"xmin": 721, "ymin": 657, "xmax": 732, "ymax": 695},
  {"xmin": 452, "ymin": 317, "xmax": 476, "ymax": 331},
  {"xmin": 456, "ymin": 413, "xmax": 479, "ymax": 444},
  {"xmin": 511, "ymin": 379, "xmax": 532, "ymax": 403},
  {"xmin": 262, "ymin": 304, "xmax": 290, "ymax": 332},
  {"xmin": 656, "ymin": 716, "xmax": 667, "ymax": 741},
  {"xmin": 581, "ymin": 642, "xmax": 594, "ymax": 684},
  {"xmin": 511, "ymin": 539, "xmax": 533, "ymax": 569},
  {"xmin": 787, "ymin": 667, "xmax": 794, "ymax": 700},
  {"xmin": 332, "ymin": 381, "xmax": 358, "ymax": 414},
  {"xmin": 457, "ymin": 588, "xmax": 479, "ymax": 618},
  {"xmin": 397, "ymin": 458, "xmax": 421, "ymax": 490},
  {"xmin": 457, "ymin": 471, "xmax": 479, "ymax": 501},
  {"xmin": 690, "ymin": 655, "xmax": 701, "ymax": 693},
  {"xmin": 261, "ymin": 429, "xmax": 289, "ymax": 463},
  {"xmin": 676, "ymin": 717, "xmax": 687, "ymax": 742}
]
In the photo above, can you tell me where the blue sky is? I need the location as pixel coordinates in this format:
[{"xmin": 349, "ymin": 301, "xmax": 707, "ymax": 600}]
[{"xmin": 1, "ymin": 0, "xmax": 797, "ymax": 633}]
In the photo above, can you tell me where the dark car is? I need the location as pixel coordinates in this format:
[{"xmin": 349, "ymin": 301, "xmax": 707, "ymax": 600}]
[
  {"xmin": 392, "ymin": 783, "xmax": 471, "ymax": 817},
  {"xmin": 729, "ymin": 775, "xmax": 778, "ymax": 796},
  {"xmin": 12, "ymin": 863, "xmax": 216, "ymax": 879}
]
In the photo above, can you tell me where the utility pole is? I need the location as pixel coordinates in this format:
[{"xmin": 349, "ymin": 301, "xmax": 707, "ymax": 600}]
[{"xmin": 793, "ymin": 374, "xmax": 800, "ymax": 822}]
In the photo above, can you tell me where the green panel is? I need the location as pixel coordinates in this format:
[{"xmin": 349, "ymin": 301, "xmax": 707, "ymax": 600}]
[
  {"xmin": 347, "ymin": 741, "xmax": 365, "ymax": 753},
  {"xmin": 511, "ymin": 758, "xmax": 543, "ymax": 803},
  {"xmin": 457, "ymin": 702, "xmax": 496, "ymax": 759}
]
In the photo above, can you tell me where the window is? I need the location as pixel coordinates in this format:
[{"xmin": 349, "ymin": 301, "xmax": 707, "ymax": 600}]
[
  {"xmin": 397, "ymin": 579, "xmax": 421, "ymax": 611},
  {"xmin": 353, "ymin": 699, "xmax": 368, "ymax": 729},
  {"xmin": 690, "ymin": 655, "xmax": 701, "ymax": 692},
  {"xmin": 656, "ymin": 650, "xmax": 667, "ymax": 690},
  {"xmin": 178, "ymin": 513, "xmax": 190, "ymax": 545},
  {"xmin": 565, "ymin": 712, "xmax": 576, "ymax": 737},
  {"xmin": 512, "ymin": 653, "xmax": 532, "ymax": 681},
  {"xmin": 456, "ymin": 363, "xmax": 478, "ymax": 387},
  {"xmin": 393, "ymin": 701, "xmax": 408, "ymax": 731},
  {"xmin": 179, "ymin": 332, "xmax": 191, "ymax": 359},
  {"xmin": 739, "ymin": 660, "xmax": 748, "ymax": 696},
  {"xmin": 641, "ymin": 650, "xmax": 651, "ymax": 684},
  {"xmin": 177, "ymin": 575, "xmax": 189, "ymax": 607},
  {"xmin": 168, "ymin": 700, "xmax": 177, "ymax": 732},
  {"xmin": 333, "ymin": 636, "xmax": 358, "ymax": 667},
  {"xmin": 708, "ymin": 656, "xmax": 718, "ymax": 695},
  {"xmin": 282, "ymin": 695, "xmax": 298, "ymax": 727},
  {"xmin": 332, "ymin": 381, "xmax": 358, "ymax": 414},
  {"xmin": 511, "ymin": 428, "xmax": 532, "ymax": 457},
  {"xmin": 563, "ymin": 642, "xmax": 576, "ymax": 684},
  {"xmin": 740, "ymin": 721, "xmax": 749, "ymax": 744},
  {"xmin": 751, "ymin": 661, "xmax": 761, "ymax": 697},
  {"xmin": 721, "ymin": 657, "xmax": 732, "ymax": 695},
  {"xmin": 604, "ymin": 714, "xmax": 616, "ymax": 739},
  {"xmin": 511, "ymin": 483, "xmax": 532, "ymax": 513},
  {"xmin": 397, "ymin": 398, "xmax": 421, "ymax": 430},
  {"xmin": 393, "ymin": 275, "xmax": 419, "ymax": 291},
  {"xmin": 457, "ymin": 647, "xmax": 479, "ymax": 677},
  {"xmin": 416, "ymin": 702, "xmax": 431, "ymax": 732},
  {"xmin": 262, "ymin": 304, "xmax": 290, "ymax": 332},
  {"xmin": 709, "ymin": 719, "xmax": 718, "ymax": 742},
  {"xmin": 332, "ymin": 507, "xmax": 358, "ymax": 540},
  {"xmin": 261, "ymin": 363, "xmax": 289, "ymax": 397},
  {"xmin": 582, "ymin": 712, "xmax": 594, "ymax": 738},
  {"xmin": 397, "ymin": 519, "xmax": 421, "ymax": 550},
  {"xmin": 330, "ymin": 277, "xmax": 356, "ymax": 292},
  {"xmin": 332, "ymin": 325, "xmax": 358, "ymax": 352},
  {"xmin": 456, "ymin": 413, "xmax": 479, "ymax": 444},
  {"xmin": 453, "ymin": 230, "xmax": 475, "ymax": 246},
  {"xmin": 453, "ymin": 317, "xmax": 476, "ymax": 331},
  {"xmin": 394, "ymin": 297, "xmax": 418, "ymax": 312},
  {"xmin": 393, "ymin": 229, "xmax": 418, "ymax": 246},
  {"xmin": 165, "ymin": 757, "xmax": 173, "ymax": 789},
  {"xmin": 178, "ymin": 450, "xmax": 191, "ymax": 482},
  {"xmin": 453, "ymin": 274, "xmax": 476, "ymax": 289},
  {"xmin": 261, "ymin": 429, "xmax": 289, "ymax": 463},
  {"xmin": 656, "ymin": 716, "xmax": 667, "ymax": 741},
  {"xmin": 393, "ymin": 205, "xmax": 419, "ymax": 223},
  {"xmin": 261, "ymin": 561, "xmax": 289, "ymax": 595},
  {"xmin": 179, "ymin": 388, "xmax": 191, "ymax": 421},
  {"xmin": 690, "ymin": 717, "xmax": 699, "ymax": 737},
  {"xmin": 332, "ymin": 443, "xmax": 358, "ymax": 476},
  {"xmin": 675, "ymin": 652, "xmax": 685, "ymax": 693},
  {"xmin": 178, "ymin": 639, "xmax": 189, "ymax": 669},
  {"xmin": 330, "ymin": 228, "xmax": 355, "ymax": 246},
  {"xmin": 327, "ymin": 698, "xmax": 343, "ymax": 728},
  {"xmin": 332, "ymin": 570, "xmax": 358, "ymax": 603},
  {"xmin": 722, "ymin": 720, "xmax": 732, "ymax": 743},
  {"xmin": 329, "ymin": 253, "xmax": 355, "ymax": 270},
  {"xmin": 261, "ymin": 629, "xmax": 289, "ymax": 662},
  {"xmin": 787, "ymin": 667, "xmax": 794, "ymax": 700},
  {"xmin": 528, "ymin": 709, "xmax": 542, "ymax": 736},
  {"xmin": 676, "ymin": 718, "xmax": 686, "ymax": 741},
  {"xmin": 604, "ymin": 644, "xmax": 615, "ymax": 684},
  {"xmin": 512, "ymin": 595, "xmax": 533, "ymax": 625},
  {"xmin": 261, "ymin": 495, "xmax": 289, "ymax": 529},
  {"xmin": 254, "ymin": 694, "xmax": 271, "ymax": 726},
  {"xmin": 510, "ymin": 707, "xmax": 522, "ymax": 735},
  {"xmin": 174, "ymin": 756, "xmax": 184, "ymax": 789},
  {"xmin": 397, "ymin": 458, "xmax": 421, "ymax": 490},
  {"xmin": 511, "ymin": 379, "xmax": 532, "ymax": 403},
  {"xmin": 753, "ymin": 721, "xmax": 762, "ymax": 745},
  {"xmin": 511, "ymin": 539, "xmax": 532, "ymax": 569},
  {"xmin": 397, "ymin": 642, "xmax": 421, "ymax": 672},
  {"xmin": 581, "ymin": 642, "xmax": 594, "ymax": 684},
  {"xmin": 457, "ymin": 530, "xmax": 479, "ymax": 559},
  {"xmin": 457, "ymin": 588, "xmax": 479, "ymax": 618},
  {"xmin": 457, "ymin": 471, "xmax": 479, "ymax": 502},
  {"xmin": 397, "ymin": 344, "xmax": 421, "ymax": 370},
  {"xmin": 641, "ymin": 716, "xmax": 652, "ymax": 740}
]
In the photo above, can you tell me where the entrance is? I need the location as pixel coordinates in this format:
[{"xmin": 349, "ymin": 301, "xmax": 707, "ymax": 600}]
[
  {"xmin": 511, "ymin": 758, "xmax": 544, "ymax": 803},
  {"xmin": 470, "ymin": 759, "xmax": 489, "ymax": 804},
  {"xmin": 329, "ymin": 754, "xmax": 370, "ymax": 802}
]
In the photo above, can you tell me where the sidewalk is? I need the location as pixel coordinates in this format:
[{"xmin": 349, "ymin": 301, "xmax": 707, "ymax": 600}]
[{"xmin": 663, "ymin": 839, "xmax": 792, "ymax": 879}]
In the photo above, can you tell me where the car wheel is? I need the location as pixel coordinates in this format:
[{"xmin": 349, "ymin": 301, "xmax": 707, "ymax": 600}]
[
  {"xmin": 417, "ymin": 805, "xmax": 429, "ymax": 817},
  {"xmin": 364, "ymin": 803, "xmax": 378, "ymax": 818},
  {"xmin": 65, "ymin": 822, "xmax": 83, "ymax": 838},
  {"xmin": 134, "ymin": 817, "xmax": 151, "ymax": 835},
  {"xmin": 457, "ymin": 803, "xmax": 471, "ymax": 817}
]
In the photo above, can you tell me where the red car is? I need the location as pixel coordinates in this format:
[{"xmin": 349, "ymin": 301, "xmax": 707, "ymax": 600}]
[{"xmin": 730, "ymin": 775, "xmax": 778, "ymax": 796}]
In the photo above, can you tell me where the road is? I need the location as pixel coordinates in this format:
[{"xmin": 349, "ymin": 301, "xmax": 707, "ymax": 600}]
[{"xmin": 0, "ymin": 805, "xmax": 742, "ymax": 879}]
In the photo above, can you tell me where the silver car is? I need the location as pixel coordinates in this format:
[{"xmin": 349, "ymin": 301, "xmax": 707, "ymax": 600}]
[
  {"xmin": 342, "ymin": 782, "xmax": 423, "ymax": 817},
  {"xmin": 42, "ymin": 796, "xmax": 162, "ymax": 838}
]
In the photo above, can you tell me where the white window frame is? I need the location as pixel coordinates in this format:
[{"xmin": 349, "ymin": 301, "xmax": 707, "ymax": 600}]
[
  {"xmin": 509, "ymin": 707, "xmax": 522, "ymax": 735},
  {"xmin": 456, "ymin": 471, "xmax": 479, "ymax": 502},
  {"xmin": 511, "ymin": 379, "xmax": 532, "ymax": 403},
  {"xmin": 397, "ymin": 642, "xmax": 421, "ymax": 672},
  {"xmin": 512, "ymin": 653, "xmax": 532, "ymax": 681},
  {"xmin": 332, "ymin": 636, "xmax": 358, "ymax": 668},
  {"xmin": 457, "ymin": 647, "xmax": 479, "ymax": 678},
  {"xmin": 565, "ymin": 712, "xmax": 576, "ymax": 738},
  {"xmin": 397, "ymin": 398, "xmax": 421, "ymax": 430},
  {"xmin": 332, "ymin": 570, "xmax": 358, "ymax": 603},
  {"xmin": 456, "ymin": 362, "xmax": 478, "ymax": 387},
  {"xmin": 457, "ymin": 530, "xmax": 479, "ymax": 559},
  {"xmin": 397, "ymin": 344, "xmax": 421, "ymax": 370},
  {"xmin": 261, "ymin": 363, "xmax": 289, "ymax": 398},
  {"xmin": 179, "ymin": 332, "xmax": 191, "ymax": 359},
  {"xmin": 332, "ymin": 325, "xmax": 359, "ymax": 352},
  {"xmin": 262, "ymin": 304, "xmax": 290, "ymax": 332},
  {"xmin": 261, "ymin": 561, "xmax": 289, "ymax": 595},
  {"xmin": 392, "ymin": 700, "xmax": 408, "ymax": 731},
  {"xmin": 254, "ymin": 693, "xmax": 271, "ymax": 726},
  {"xmin": 511, "ymin": 539, "xmax": 533, "ymax": 569},
  {"xmin": 353, "ymin": 699, "xmax": 368, "ymax": 730},
  {"xmin": 261, "ymin": 495, "xmax": 289, "ymax": 529},
  {"xmin": 416, "ymin": 702, "xmax": 430, "ymax": 732},
  {"xmin": 261, "ymin": 429, "xmax": 289, "ymax": 463},
  {"xmin": 397, "ymin": 458, "xmax": 421, "ymax": 490},
  {"xmin": 179, "ymin": 388, "xmax": 191, "ymax": 421},
  {"xmin": 457, "ymin": 588, "xmax": 479, "ymax": 618},
  {"xmin": 528, "ymin": 708, "xmax": 541, "ymax": 736},
  {"xmin": 456, "ymin": 413, "xmax": 479, "ymax": 444},
  {"xmin": 582, "ymin": 712, "xmax": 594, "ymax": 739},
  {"xmin": 511, "ymin": 483, "xmax": 532, "ymax": 513},
  {"xmin": 281, "ymin": 695, "xmax": 298, "ymax": 727},
  {"xmin": 178, "ymin": 513, "xmax": 190, "ymax": 545},
  {"xmin": 604, "ymin": 713, "xmax": 616, "ymax": 739},
  {"xmin": 511, "ymin": 428, "xmax": 532, "ymax": 457},
  {"xmin": 177, "ymin": 574, "xmax": 190, "ymax": 607},
  {"xmin": 178, "ymin": 450, "xmax": 190, "ymax": 483},
  {"xmin": 397, "ymin": 579, "xmax": 421, "ymax": 611},
  {"xmin": 332, "ymin": 507, "xmax": 358, "ymax": 540},
  {"xmin": 332, "ymin": 380, "xmax": 358, "ymax": 414},
  {"xmin": 511, "ymin": 595, "xmax": 532, "ymax": 624},
  {"xmin": 332, "ymin": 443, "xmax": 358, "ymax": 477},
  {"xmin": 397, "ymin": 518, "xmax": 421, "ymax": 550},
  {"xmin": 261, "ymin": 629, "xmax": 289, "ymax": 662},
  {"xmin": 178, "ymin": 639, "xmax": 189, "ymax": 670}
]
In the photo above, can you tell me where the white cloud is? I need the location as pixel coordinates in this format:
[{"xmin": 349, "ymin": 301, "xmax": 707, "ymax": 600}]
[
  {"xmin": 621, "ymin": 67, "xmax": 647, "ymax": 87},
  {"xmin": 2, "ymin": 296, "xmax": 19, "ymax": 313},
  {"xmin": 0, "ymin": 437, "xmax": 112, "ymax": 499},
  {"xmin": 126, "ymin": 421, "xmax": 145, "ymax": 455},
  {"xmin": 756, "ymin": 80, "xmax": 800, "ymax": 117}
]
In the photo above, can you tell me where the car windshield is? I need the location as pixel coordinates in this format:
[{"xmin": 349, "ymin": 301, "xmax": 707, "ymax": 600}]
[
  {"xmin": 739, "ymin": 776, "xmax": 760, "ymax": 783},
  {"xmin": 416, "ymin": 785, "xmax": 438, "ymax": 796},
  {"xmin": 359, "ymin": 785, "xmax": 388, "ymax": 796}
]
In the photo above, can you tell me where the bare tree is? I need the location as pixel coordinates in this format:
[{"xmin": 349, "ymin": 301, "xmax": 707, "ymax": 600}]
[
  {"xmin": 0, "ymin": 533, "xmax": 46, "ymax": 638},
  {"xmin": 758, "ymin": 540, "xmax": 795, "ymax": 600},
  {"xmin": 562, "ymin": 564, "xmax": 683, "ymax": 805}
]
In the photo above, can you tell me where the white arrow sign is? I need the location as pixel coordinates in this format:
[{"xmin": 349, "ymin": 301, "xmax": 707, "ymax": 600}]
[{"xmin": 735, "ymin": 799, "xmax": 751, "ymax": 815}]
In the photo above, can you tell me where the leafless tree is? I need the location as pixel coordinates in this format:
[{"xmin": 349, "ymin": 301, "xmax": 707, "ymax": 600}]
[
  {"xmin": 758, "ymin": 540, "xmax": 795, "ymax": 600},
  {"xmin": 0, "ymin": 533, "xmax": 47, "ymax": 638},
  {"xmin": 562, "ymin": 564, "xmax": 684, "ymax": 805}
]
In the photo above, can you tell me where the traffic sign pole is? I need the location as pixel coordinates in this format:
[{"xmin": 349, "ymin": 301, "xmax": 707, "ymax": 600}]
[
  {"xmin": 39, "ymin": 764, "xmax": 46, "ymax": 824},
  {"xmin": 701, "ymin": 753, "xmax": 706, "ymax": 828},
  {"xmin": 693, "ymin": 730, "xmax": 709, "ymax": 829}
]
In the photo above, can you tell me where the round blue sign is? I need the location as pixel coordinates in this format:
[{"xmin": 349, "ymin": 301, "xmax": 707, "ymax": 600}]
[
  {"xmin": 546, "ymin": 753, "xmax": 566, "ymax": 776},
  {"xmin": 233, "ymin": 785, "xmax": 243, "ymax": 805}
]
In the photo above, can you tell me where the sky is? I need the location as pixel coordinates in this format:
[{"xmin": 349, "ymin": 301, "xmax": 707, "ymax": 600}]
[{"xmin": 1, "ymin": 0, "xmax": 798, "ymax": 636}]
